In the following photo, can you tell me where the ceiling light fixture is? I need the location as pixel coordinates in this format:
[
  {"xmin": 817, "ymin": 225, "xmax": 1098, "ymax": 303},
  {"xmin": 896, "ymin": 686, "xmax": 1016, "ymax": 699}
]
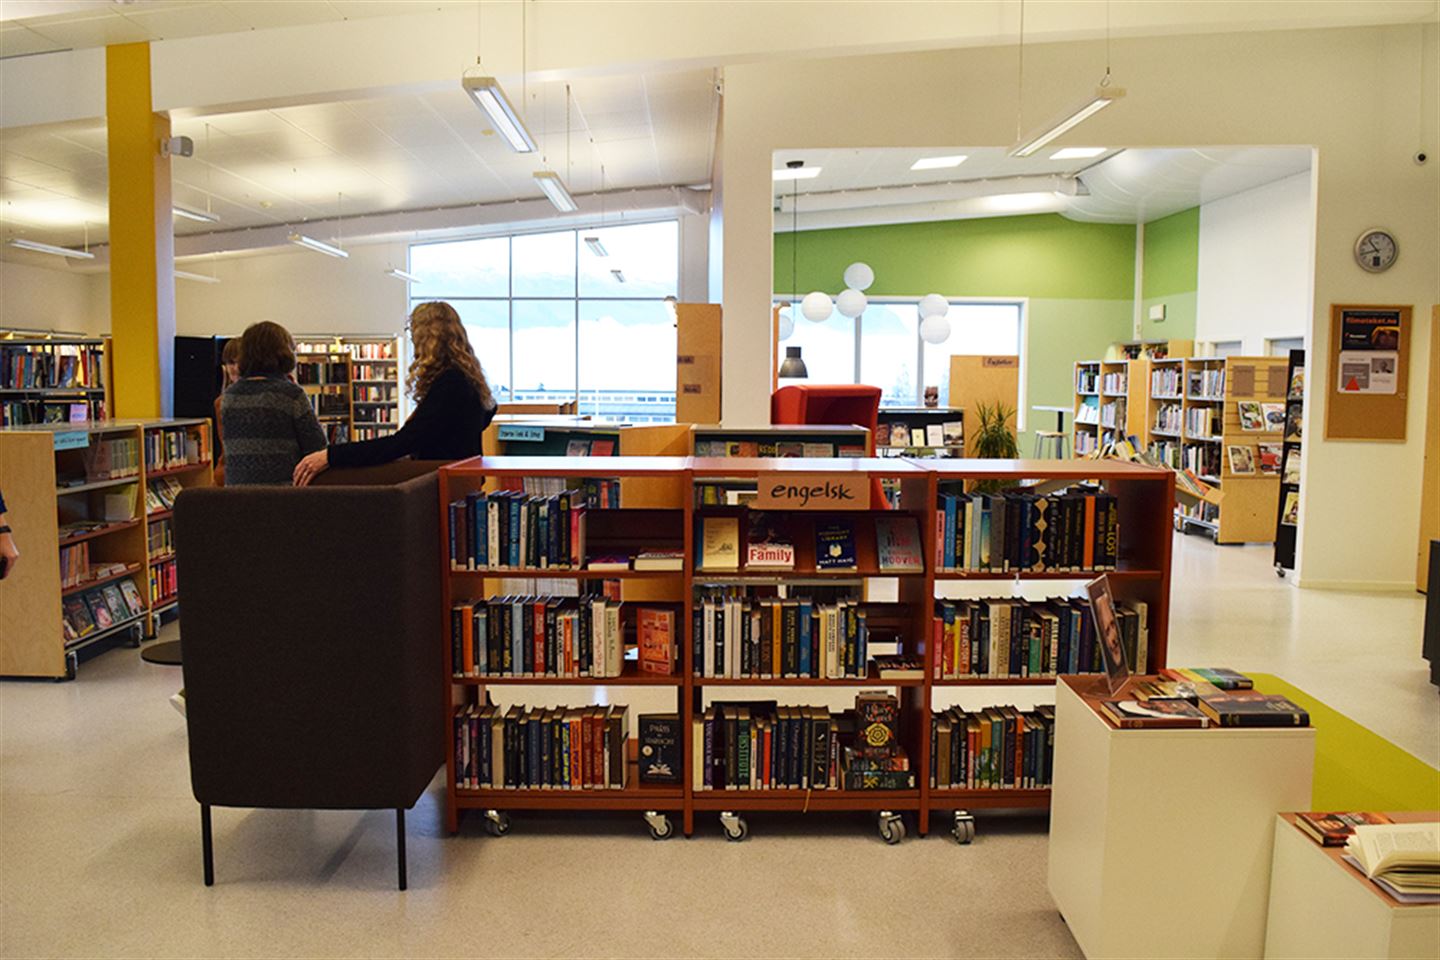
[
  {"xmin": 8, "ymin": 238, "xmax": 96, "ymax": 260},
  {"xmin": 910, "ymin": 155, "xmax": 968, "ymax": 170},
  {"xmin": 773, "ymin": 165, "xmax": 821, "ymax": 181},
  {"xmin": 1049, "ymin": 147, "xmax": 1108, "ymax": 160},
  {"xmin": 386, "ymin": 268, "xmax": 422, "ymax": 283},
  {"xmin": 610, "ymin": 268, "xmax": 626, "ymax": 283},
  {"xmin": 174, "ymin": 269, "xmax": 221, "ymax": 284},
  {"xmin": 583, "ymin": 235, "xmax": 608, "ymax": 257},
  {"xmin": 173, "ymin": 205, "xmax": 219, "ymax": 223},
  {"xmin": 287, "ymin": 233, "xmax": 348, "ymax": 259},
  {"xmin": 1010, "ymin": 87, "xmax": 1124, "ymax": 157},
  {"xmin": 533, "ymin": 171, "xmax": 578, "ymax": 213},
  {"xmin": 462, "ymin": 76, "xmax": 538, "ymax": 153}
]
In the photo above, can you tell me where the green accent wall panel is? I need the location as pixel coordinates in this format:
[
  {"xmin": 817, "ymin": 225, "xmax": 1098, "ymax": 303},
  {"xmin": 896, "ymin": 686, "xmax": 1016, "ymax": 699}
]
[
  {"xmin": 1141, "ymin": 291, "xmax": 1197, "ymax": 341},
  {"xmin": 1141, "ymin": 207, "xmax": 1199, "ymax": 300},
  {"xmin": 1019, "ymin": 298, "xmax": 1134, "ymax": 452}
]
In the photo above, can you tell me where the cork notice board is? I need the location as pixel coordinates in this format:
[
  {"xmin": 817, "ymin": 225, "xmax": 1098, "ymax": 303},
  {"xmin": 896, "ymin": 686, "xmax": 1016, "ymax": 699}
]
[{"xmin": 1325, "ymin": 304, "xmax": 1411, "ymax": 442}]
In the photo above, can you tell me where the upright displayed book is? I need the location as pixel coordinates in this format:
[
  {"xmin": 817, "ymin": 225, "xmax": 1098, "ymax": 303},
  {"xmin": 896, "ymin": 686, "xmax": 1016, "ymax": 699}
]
[{"xmin": 874, "ymin": 515, "xmax": 922, "ymax": 573}]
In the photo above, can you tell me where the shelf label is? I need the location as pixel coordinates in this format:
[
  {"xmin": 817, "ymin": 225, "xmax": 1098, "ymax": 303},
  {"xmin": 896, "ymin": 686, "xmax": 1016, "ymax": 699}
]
[
  {"xmin": 498, "ymin": 424, "xmax": 545, "ymax": 442},
  {"xmin": 53, "ymin": 431, "xmax": 90, "ymax": 451},
  {"xmin": 754, "ymin": 472, "xmax": 867, "ymax": 511}
]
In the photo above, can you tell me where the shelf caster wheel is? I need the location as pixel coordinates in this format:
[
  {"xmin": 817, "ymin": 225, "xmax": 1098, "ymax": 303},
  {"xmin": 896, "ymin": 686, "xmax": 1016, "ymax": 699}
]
[
  {"xmin": 482, "ymin": 809, "xmax": 510, "ymax": 837},
  {"xmin": 643, "ymin": 811, "xmax": 673, "ymax": 840},
  {"xmin": 878, "ymin": 811, "xmax": 905, "ymax": 845},
  {"xmin": 951, "ymin": 811, "xmax": 976, "ymax": 845},
  {"xmin": 126, "ymin": 626, "xmax": 142, "ymax": 649},
  {"xmin": 720, "ymin": 811, "xmax": 747, "ymax": 842},
  {"xmin": 57, "ymin": 651, "xmax": 78, "ymax": 682}
]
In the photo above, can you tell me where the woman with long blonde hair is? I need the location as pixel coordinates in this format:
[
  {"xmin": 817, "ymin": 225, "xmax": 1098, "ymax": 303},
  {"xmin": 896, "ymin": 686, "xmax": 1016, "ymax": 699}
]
[{"xmin": 293, "ymin": 301, "xmax": 497, "ymax": 484}]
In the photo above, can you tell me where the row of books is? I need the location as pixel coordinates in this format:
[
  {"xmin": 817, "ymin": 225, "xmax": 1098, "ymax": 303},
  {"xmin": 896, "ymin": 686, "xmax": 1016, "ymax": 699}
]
[
  {"xmin": 1075, "ymin": 396, "xmax": 1100, "ymax": 425},
  {"xmin": 1100, "ymin": 399, "xmax": 1126, "ymax": 429},
  {"xmin": 70, "ymin": 437, "xmax": 141, "ymax": 482},
  {"xmin": 447, "ymin": 490, "xmax": 589, "ymax": 571},
  {"xmin": 1147, "ymin": 439, "xmax": 1180, "ymax": 469},
  {"xmin": 452, "ymin": 703, "xmax": 630, "ymax": 790},
  {"xmin": 147, "ymin": 517, "xmax": 175, "ymax": 561},
  {"xmin": 319, "ymin": 423, "xmax": 349, "ymax": 445},
  {"xmin": 519, "ymin": 475, "xmax": 621, "ymax": 509},
  {"xmin": 295, "ymin": 361, "xmax": 350, "ymax": 385},
  {"xmin": 692, "ymin": 592, "xmax": 871, "ymax": 679},
  {"xmin": 352, "ymin": 384, "xmax": 396, "ymax": 402},
  {"xmin": 931, "ymin": 705, "xmax": 1056, "ymax": 790},
  {"xmin": 62, "ymin": 579, "xmax": 146, "ymax": 642},
  {"xmin": 59, "ymin": 541, "xmax": 92, "ymax": 589},
  {"xmin": 1075, "ymin": 366, "xmax": 1099, "ymax": 393},
  {"xmin": 874, "ymin": 421, "xmax": 963, "ymax": 450},
  {"xmin": 1, "ymin": 398, "xmax": 103, "ymax": 427},
  {"xmin": 353, "ymin": 424, "xmax": 398, "ymax": 440},
  {"xmin": 353, "ymin": 406, "xmax": 397, "ymax": 424},
  {"xmin": 556, "ymin": 437, "xmax": 617, "ymax": 457},
  {"xmin": 306, "ymin": 390, "xmax": 349, "ymax": 418},
  {"xmin": 932, "ymin": 597, "xmax": 1148, "ymax": 679},
  {"xmin": 1074, "ymin": 429, "xmax": 1099, "ymax": 455},
  {"xmin": 1154, "ymin": 402, "xmax": 1182, "ymax": 434},
  {"xmin": 1184, "ymin": 406, "xmax": 1219, "ymax": 438},
  {"xmin": 145, "ymin": 477, "xmax": 185, "ymax": 514},
  {"xmin": 935, "ymin": 486, "xmax": 1120, "ymax": 573},
  {"xmin": 1187, "ymin": 367, "xmax": 1225, "ymax": 398},
  {"xmin": 149, "ymin": 558, "xmax": 178, "ymax": 604},
  {"xmin": 449, "ymin": 597, "xmax": 676, "ymax": 678},
  {"xmin": 346, "ymin": 341, "xmax": 395, "ymax": 360},
  {"xmin": 694, "ymin": 692, "xmax": 912, "ymax": 791},
  {"xmin": 0, "ymin": 343, "xmax": 104, "ymax": 390},
  {"xmin": 143, "ymin": 426, "xmax": 207, "ymax": 471},
  {"xmin": 1101, "ymin": 371, "xmax": 1128, "ymax": 394},
  {"xmin": 1151, "ymin": 366, "xmax": 1183, "ymax": 396},
  {"xmin": 693, "ymin": 439, "xmax": 864, "ymax": 459},
  {"xmin": 353, "ymin": 362, "xmax": 395, "ymax": 381}
]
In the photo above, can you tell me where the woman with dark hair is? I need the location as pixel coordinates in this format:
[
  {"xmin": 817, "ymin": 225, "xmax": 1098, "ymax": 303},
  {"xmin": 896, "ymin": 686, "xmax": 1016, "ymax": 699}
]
[
  {"xmin": 212, "ymin": 337, "xmax": 241, "ymax": 486},
  {"xmin": 293, "ymin": 301, "xmax": 497, "ymax": 485},
  {"xmin": 222, "ymin": 321, "xmax": 327, "ymax": 486}
]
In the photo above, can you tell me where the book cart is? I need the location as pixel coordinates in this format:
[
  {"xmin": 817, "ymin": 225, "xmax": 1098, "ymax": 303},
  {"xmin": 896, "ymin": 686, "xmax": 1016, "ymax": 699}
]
[
  {"xmin": 437, "ymin": 455, "xmax": 1174, "ymax": 843},
  {"xmin": 0, "ymin": 417, "xmax": 213, "ymax": 679}
]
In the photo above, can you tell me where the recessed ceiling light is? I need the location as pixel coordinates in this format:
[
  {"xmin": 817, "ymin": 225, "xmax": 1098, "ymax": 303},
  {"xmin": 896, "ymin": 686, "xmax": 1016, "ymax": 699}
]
[
  {"xmin": 984, "ymin": 192, "xmax": 1062, "ymax": 212},
  {"xmin": 773, "ymin": 166, "xmax": 821, "ymax": 181},
  {"xmin": 910, "ymin": 155, "xmax": 968, "ymax": 170},
  {"xmin": 1049, "ymin": 147, "xmax": 1108, "ymax": 160}
]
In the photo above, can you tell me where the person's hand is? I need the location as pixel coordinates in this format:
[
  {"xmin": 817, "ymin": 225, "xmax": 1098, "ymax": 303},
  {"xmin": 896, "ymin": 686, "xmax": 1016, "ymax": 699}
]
[
  {"xmin": 293, "ymin": 449, "xmax": 329, "ymax": 487},
  {"xmin": 0, "ymin": 531, "xmax": 18, "ymax": 580}
]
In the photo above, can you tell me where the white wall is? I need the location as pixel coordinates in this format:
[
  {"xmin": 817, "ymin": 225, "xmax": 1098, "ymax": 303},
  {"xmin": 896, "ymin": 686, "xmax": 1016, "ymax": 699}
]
[
  {"xmin": 1196, "ymin": 172, "xmax": 1315, "ymax": 354},
  {"xmin": 0, "ymin": 260, "xmax": 106, "ymax": 336},
  {"xmin": 717, "ymin": 24, "xmax": 1438, "ymax": 591}
]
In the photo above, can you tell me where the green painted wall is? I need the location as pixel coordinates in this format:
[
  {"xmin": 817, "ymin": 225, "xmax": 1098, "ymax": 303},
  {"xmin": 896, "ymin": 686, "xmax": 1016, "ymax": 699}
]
[
  {"xmin": 1140, "ymin": 207, "xmax": 1199, "ymax": 340},
  {"xmin": 772, "ymin": 214, "xmax": 1136, "ymax": 452}
]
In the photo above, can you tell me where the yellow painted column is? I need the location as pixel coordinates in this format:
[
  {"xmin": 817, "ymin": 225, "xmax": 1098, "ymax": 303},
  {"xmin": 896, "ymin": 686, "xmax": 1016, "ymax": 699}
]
[{"xmin": 106, "ymin": 42, "xmax": 175, "ymax": 418}]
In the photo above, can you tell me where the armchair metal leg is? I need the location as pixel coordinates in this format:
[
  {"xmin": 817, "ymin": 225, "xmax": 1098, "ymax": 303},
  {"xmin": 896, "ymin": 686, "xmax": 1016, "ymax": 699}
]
[
  {"xmin": 201, "ymin": 803, "xmax": 214, "ymax": 886},
  {"xmin": 396, "ymin": 807, "xmax": 407, "ymax": 891}
]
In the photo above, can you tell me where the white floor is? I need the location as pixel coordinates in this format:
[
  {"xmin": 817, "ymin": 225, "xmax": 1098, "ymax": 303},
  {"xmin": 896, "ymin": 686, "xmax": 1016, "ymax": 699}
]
[{"xmin": 1, "ymin": 532, "xmax": 1435, "ymax": 959}]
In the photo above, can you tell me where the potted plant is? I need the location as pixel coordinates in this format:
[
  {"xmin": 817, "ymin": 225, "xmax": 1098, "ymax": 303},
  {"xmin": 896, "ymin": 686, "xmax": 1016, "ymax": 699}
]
[{"xmin": 972, "ymin": 400, "xmax": 1019, "ymax": 492}]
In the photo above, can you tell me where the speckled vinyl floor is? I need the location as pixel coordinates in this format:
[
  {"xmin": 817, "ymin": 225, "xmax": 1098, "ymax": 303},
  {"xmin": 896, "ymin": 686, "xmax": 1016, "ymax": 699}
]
[{"xmin": 2, "ymin": 533, "xmax": 1434, "ymax": 959}]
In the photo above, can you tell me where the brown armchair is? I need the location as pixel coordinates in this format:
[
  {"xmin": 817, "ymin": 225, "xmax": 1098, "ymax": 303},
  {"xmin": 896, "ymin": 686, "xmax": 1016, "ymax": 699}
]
[{"xmin": 174, "ymin": 462, "xmax": 446, "ymax": 889}]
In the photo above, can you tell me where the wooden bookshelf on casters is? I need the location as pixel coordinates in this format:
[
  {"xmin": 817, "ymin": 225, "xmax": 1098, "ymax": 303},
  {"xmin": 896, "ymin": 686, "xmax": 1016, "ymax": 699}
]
[{"xmin": 436, "ymin": 455, "xmax": 1174, "ymax": 842}]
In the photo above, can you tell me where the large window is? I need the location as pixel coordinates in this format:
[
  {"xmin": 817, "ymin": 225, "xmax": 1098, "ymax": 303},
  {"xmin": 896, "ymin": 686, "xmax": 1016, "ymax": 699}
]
[
  {"xmin": 778, "ymin": 296, "xmax": 1024, "ymax": 410},
  {"xmin": 410, "ymin": 221, "xmax": 679, "ymax": 421}
]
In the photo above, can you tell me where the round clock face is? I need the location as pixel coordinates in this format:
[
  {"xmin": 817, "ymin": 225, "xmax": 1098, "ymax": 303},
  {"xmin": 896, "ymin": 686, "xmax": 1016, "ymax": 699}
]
[{"xmin": 1355, "ymin": 229, "xmax": 1398, "ymax": 273}]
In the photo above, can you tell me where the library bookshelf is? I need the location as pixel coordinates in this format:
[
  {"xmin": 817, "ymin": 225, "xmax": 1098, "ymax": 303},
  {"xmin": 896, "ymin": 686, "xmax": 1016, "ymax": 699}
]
[
  {"xmin": 296, "ymin": 336, "xmax": 405, "ymax": 442},
  {"xmin": 437, "ymin": 455, "xmax": 1173, "ymax": 842},
  {"xmin": 1073, "ymin": 359, "xmax": 1150, "ymax": 456},
  {"xmin": 0, "ymin": 418, "xmax": 213, "ymax": 679},
  {"xmin": 0, "ymin": 333, "xmax": 112, "ymax": 427}
]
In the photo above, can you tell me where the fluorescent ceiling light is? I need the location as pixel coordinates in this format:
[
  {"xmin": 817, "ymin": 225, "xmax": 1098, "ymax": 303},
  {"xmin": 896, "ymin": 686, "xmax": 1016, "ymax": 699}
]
[
  {"xmin": 583, "ymin": 235, "xmax": 608, "ymax": 257},
  {"xmin": 773, "ymin": 166, "xmax": 821, "ymax": 181},
  {"xmin": 910, "ymin": 155, "xmax": 968, "ymax": 170},
  {"xmin": 173, "ymin": 205, "xmax": 219, "ymax": 223},
  {"xmin": 174, "ymin": 269, "xmax": 220, "ymax": 284},
  {"xmin": 8, "ymin": 238, "xmax": 95, "ymax": 260},
  {"xmin": 461, "ymin": 76, "xmax": 538, "ymax": 153},
  {"xmin": 386, "ymin": 268, "xmax": 422, "ymax": 283},
  {"xmin": 610, "ymin": 268, "xmax": 626, "ymax": 283},
  {"xmin": 533, "ymin": 171, "xmax": 578, "ymax": 213},
  {"xmin": 1049, "ymin": 147, "xmax": 1108, "ymax": 160},
  {"xmin": 287, "ymin": 232, "xmax": 348, "ymax": 259},
  {"xmin": 1009, "ymin": 86, "xmax": 1126, "ymax": 158}
]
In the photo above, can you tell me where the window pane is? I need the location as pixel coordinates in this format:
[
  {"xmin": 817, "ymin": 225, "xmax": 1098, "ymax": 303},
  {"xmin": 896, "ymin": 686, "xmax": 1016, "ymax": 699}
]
[
  {"xmin": 578, "ymin": 221, "xmax": 679, "ymax": 298},
  {"xmin": 511, "ymin": 230, "xmax": 576, "ymax": 297},
  {"xmin": 860, "ymin": 304, "xmax": 919, "ymax": 405},
  {"xmin": 920, "ymin": 302, "xmax": 1022, "ymax": 408},
  {"xmin": 577, "ymin": 300, "xmax": 676, "ymax": 422},
  {"xmin": 431, "ymin": 298, "xmax": 511, "ymax": 403},
  {"xmin": 779, "ymin": 300, "xmax": 855, "ymax": 385},
  {"xmin": 408, "ymin": 237, "xmax": 508, "ymax": 297},
  {"xmin": 512, "ymin": 299, "xmax": 575, "ymax": 401}
]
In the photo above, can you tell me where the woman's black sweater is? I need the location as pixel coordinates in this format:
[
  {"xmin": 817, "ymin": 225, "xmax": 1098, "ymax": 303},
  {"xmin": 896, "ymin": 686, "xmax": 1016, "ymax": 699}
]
[{"xmin": 329, "ymin": 367, "xmax": 496, "ymax": 468}]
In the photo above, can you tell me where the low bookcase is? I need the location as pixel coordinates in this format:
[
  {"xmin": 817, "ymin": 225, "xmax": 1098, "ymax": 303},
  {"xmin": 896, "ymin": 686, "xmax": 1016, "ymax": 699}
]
[{"xmin": 436, "ymin": 455, "xmax": 1174, "ymax": 842}]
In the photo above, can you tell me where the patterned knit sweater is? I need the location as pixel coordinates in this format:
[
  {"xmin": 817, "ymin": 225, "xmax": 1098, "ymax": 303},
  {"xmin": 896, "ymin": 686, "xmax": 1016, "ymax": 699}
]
[{"xmin": 220, "ymin": 378, "xmax": 328, "ymax": 486}]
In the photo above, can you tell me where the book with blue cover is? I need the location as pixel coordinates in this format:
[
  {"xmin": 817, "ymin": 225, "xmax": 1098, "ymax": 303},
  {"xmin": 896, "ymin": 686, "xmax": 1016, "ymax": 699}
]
[{"xmin": 814, "ymin": 520, "xmax": 857, "ymax": 570}]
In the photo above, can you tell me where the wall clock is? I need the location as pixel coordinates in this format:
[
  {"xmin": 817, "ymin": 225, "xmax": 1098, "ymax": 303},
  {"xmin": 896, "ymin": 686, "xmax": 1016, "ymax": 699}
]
[{"xmin": 1354, "ymin": 228, "xmax": 1398, "ymax": 273}]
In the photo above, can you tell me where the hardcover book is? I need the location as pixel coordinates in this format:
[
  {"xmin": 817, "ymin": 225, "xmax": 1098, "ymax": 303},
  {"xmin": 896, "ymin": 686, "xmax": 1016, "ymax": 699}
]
[
  {"xmin": 1099, "ymin": 698, "xmax": 1209, "ymax": 729},
  {"xmin": 814, "ymin": 521, "xmax": 857, "ymax": 570},
  {"xmin": 874, "ymin": 515, "xmax": 923, "ymax": 572},
  {"xmin": 1197, "ymin": 692, "xmax": 1310, "ymax": 727},
  {"xmin": 638, "ymin": 607, "xmax": 676, "ymax": 675},
  {"xmin": 638, "ymin": 713, "xmax": 681, "ymax": 783},
  {"xmin": 633, "ymin": 550, "xmax": 684, "ymax": 571},
  {"xmin": 700, "ymin": 516, "xmax": 740, "ymax": 569},
  {"xmin": 1296, "ymin": 811, "xmax": 1393, "ymax": 847},
  {"xmin": 745, "ymin": 514, "xmax": 794, "ymax": 569}
]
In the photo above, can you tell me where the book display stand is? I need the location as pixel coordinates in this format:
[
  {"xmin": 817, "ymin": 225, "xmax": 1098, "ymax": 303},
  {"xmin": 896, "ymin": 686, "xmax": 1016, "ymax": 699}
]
[
  {"xmin": 1273, "ymin": 349, "xmax": 1305, "ymax": 572},
  {"xmin": 438, "ymin": 455, "xmax": 1174, "ymax": 843},
  {"xmin": 0, "ymin": 418, "xmax": 214, "ymax": 679}
]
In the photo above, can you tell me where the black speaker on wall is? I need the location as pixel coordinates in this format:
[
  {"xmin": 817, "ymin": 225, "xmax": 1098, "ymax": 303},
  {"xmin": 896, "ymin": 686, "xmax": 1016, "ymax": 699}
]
[{"xmin": 173, "ymin": 335, "xmax": 223, "ymax": 421}]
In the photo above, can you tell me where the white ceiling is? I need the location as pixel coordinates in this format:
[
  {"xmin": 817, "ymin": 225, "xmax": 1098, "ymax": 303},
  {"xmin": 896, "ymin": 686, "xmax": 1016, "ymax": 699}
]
[
  {"xmin": 0, "ymin": 69, "xmax": 719, "ymax": 249},
  {"xmin": 772, "ymin": 146, "xmax": 1118, "ymax": 196}
]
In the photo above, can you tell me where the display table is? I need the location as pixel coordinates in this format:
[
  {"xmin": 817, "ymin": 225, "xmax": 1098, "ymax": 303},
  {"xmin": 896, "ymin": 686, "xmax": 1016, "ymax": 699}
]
[
  {"xmin": 1264, "ymin": 812, "xmax": 1440, "ymax": 959},
  {"xmin": 1047, "ymin": 676, "xmax": 1316, "ymax": 959}
]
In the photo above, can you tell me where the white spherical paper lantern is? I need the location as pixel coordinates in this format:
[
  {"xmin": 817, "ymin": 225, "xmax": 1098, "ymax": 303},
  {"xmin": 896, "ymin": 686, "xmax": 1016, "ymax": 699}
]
[
  {"xmin": 842, "ymin": 262, "xmax": 875, "ymax": 291},
  {"xmin": 919, "ymin": 293, "xmax": 950, "ymax": 319},
  {"xmin": 801, "ymin": 290, "xmax": 834, "ymax": 323},
  {"xmin": 836, "ymin": 288, "xmax": 867, "ymax": 318},
  {"xmin": 920, "ymin": 314, "xmax": 952, "ymax": 345},
  {"xmin": 777, "ymin": 308, "xmax": 795, "ymax": 341}
]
